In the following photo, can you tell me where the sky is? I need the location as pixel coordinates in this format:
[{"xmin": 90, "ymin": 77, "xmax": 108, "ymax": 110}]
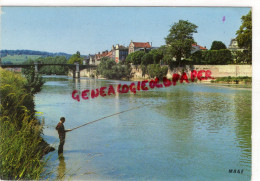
[{"xmin": 0, "ymin": 7, "xmax": 251, "ymax": 55}]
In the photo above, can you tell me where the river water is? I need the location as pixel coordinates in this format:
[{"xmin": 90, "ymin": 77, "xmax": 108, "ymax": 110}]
[{"xmin": 35, "ymin": 76, "xmax": 251, "ymax": 181}]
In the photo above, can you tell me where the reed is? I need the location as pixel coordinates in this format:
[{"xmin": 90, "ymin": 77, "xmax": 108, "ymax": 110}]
[{"xmin": 0, "ymin": 68, "xmax": 50, "ymax": 179}]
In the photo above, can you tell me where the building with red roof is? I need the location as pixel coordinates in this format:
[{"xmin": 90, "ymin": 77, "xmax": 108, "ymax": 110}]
[
  {"xmin": 191, "ymin": 43, "xmax": 207, "ymax": 54},
  {"xmin": 128, "ymin": 40, "xmax": 152, "ymax": 54}
]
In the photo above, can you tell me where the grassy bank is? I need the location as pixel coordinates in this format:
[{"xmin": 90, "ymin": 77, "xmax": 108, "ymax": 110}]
[
  {"xmin": 0, "ymin": 68, "xmax": 51, "ymax": 179},
  {"xmin": 211, "ymin": 76, "xmax": 252, "ymax": 84}
]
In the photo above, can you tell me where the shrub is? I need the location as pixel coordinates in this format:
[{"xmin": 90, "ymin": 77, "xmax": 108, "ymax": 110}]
[
  {"xmin": 147, "ymin": 64, "xmax": 168, "ymax": 79},
  {"xmin": 96, "ymin": 59, "xmax": 133, "ymax": 80},
  {"xmin": 204, "ymin": 49, "xmax": 232, "ymax": 64},
  {"xmin": 0, "ymin": 68, "xmax": 50, "ymax": 180}
]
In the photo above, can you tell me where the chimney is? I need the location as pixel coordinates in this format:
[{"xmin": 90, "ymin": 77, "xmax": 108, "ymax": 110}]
[{"xmin": 151, "ymin": 42, "xmax": 152, "ymax": 47}]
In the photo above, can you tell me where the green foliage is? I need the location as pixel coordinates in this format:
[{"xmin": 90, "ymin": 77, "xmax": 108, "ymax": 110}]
[
  {"xmin": 141, "ymin": 53, "xmax": 153, "ymax": 66},
  {"xmin": 68, "ymin": 51, "xmax": 83, "ymax": 64},
  {"xmin": 0, "ymin": 116, "xmax": 49, "ymax": 180},
  {"xmin": 212, "ymin": 76, "xmax": 251, "ymax": 84},
  {"xmin": 0, "ymin": 69, "xmax": 35, "ymax": 126},
  {"xmin": 149, "ymin": 49, "xmax": 163, "ymax": 64},
  {"xmin": 233, "ymin": 51, "xmax": 251, "ymax": 64},
  {"xmin": 236, "ymin": 11, "xmax": 252, "ymax": 53},
  {"xmin": 131, "ymin": 51, "xmax": 145, "ymax": 65},
  {"xmin": 147, "ymin": 64, "xmax": 168, "ymax": 79},
  {"xmin": 37, "ymin": 56, "xmax": 69, "ymax": 75},
  {"xmin": 125, "ymin": 53, "xmax": 134, "ymax": 64},
  {"xmin": 0, "ymin": 68, "xmax": 50, "ymax": 179},
  {"xmin": 165, "ymin": 20, "xmax": 198, "ymax": 62},
  {"xmin": 236, "ymin": 11, "xmax": 252, "ymax": 64},
  {"xmin": 1, "ymin": 55, "xmax": 42, "ymax": 64},
  {"xmin": 23, "ymin": 67, "xmax": 45, "ymax": 95},
  {"xmin": 96, "ymin": 58, "xmax": 132, "ymax": 80},
  {"xmin": 210, "ymin": 41, "xmax": 227, "ymax": 50},
  {"xmin": 191, "ymin": 51, "xmax": 203, "ymax": 64},
  {"xmin": 204, "ymin": 49, "xmax": 232, "ymax": 64}
]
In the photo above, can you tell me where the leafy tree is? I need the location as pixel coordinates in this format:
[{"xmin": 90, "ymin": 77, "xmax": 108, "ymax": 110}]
[
  {"xmin": 149, "ymin": 49, "xmax": 163, "ymax": 64},
  {"xmin": 23, "ymin": 67, "xmax": 45, "ymax": 95},
  {"xmin": 210, "ymin": 41, "xmax": 227, "ymax": 50},
  {"xmin": 125, "ymin": 53, "xmax": 134, "ymax": 64},
  {"xmin": 165, "ymin": 20, "xmax": 198, "ymax": 64},
  {"xmin": 191, "ymin": 51, "xmax": 204, "ymax": 64},
  {"xmin": 96, "ymin": 58, "xmax": 132, "ymax": 80},
  {"xmin": 37, "ymin": 56, "xmax": 69, "ymax": 75},
  {"xmin": 131, "ymin": 51, "xmax": 145, "ymax": 66},
  {"xmin": 141, "ymin": 53, "xmax": 153, "ymax": 66},
  {"xmin": 236, "ymin": 10, "xmax": 252, "ymax": 64},
  {"xmin": 147, "ymin": 64, "xmax": 168, "ymax": 79},
  {"xmin": 68, "ymin": 51, "xmax": 83, "ymax": 64},
  {"xmin": 204, "ymin": 49, "xmax": 232, "ymax": 64},
  {"xmin": 233, "ymin": 51, "xmax": 251, "ymax": 64}
]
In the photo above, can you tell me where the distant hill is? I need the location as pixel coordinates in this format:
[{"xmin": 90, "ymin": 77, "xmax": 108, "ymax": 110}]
[{"xmin": 0, "ymin": 50, "xmax": 72, "ymax": 64}]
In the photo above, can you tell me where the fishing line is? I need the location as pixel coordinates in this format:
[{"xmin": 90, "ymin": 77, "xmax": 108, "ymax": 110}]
[{"xmin": 70, "ymin": 103, "xmax": 151, "ymax": 131}]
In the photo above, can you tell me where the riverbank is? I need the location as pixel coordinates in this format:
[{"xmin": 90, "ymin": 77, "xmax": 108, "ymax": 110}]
[
  {"xmin": 210, "ymin": 76, "xmax": 252, "ymax": 85},
  {"xmin": 71, "ymin": 64, "xmax": 252, "ymax": 81},
  {"xmin": 0, "ymin": 68, "xmax": 54, "ymax": 180}
]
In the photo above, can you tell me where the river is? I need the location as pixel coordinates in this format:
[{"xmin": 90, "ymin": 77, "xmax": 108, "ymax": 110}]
[{"xmin": 35, "ymin": 75, "xmax": 251, "ymax": 181}]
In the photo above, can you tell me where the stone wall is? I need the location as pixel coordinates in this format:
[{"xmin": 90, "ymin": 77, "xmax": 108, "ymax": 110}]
[
  {"xmin": 70, "ymin": 65, "xmax": 252, "ymax": 79},
  {"xmin": 131, "ymin": 65, "xmax": 252, "ymax": 79},
  {"xmin": 68, "ymin": 68, "xmax": 96, "ymax": 78}
]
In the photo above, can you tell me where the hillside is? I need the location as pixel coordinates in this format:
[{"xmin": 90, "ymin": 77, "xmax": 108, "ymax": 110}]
[{"xmin": 0, "ymin": 50, "xmax": 72, "ymax": 64}]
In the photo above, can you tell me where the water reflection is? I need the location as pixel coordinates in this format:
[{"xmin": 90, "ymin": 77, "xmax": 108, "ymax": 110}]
[
  {"xmin": 57, "ymin": 154, "xmax": 66, "ymax": 180},
  {"xmin": 37, "ymin": 77, "xmax": 251, "ymax": 181}
]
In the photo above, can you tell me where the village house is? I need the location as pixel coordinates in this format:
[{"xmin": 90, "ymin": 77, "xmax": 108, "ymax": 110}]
[
  {"xmin": 128, "ymin": 40, "xmax": 152, "ymax": 54},
  {"xmin": 88, "ymin": 50, "xmax": 112, "ymax": 65},
  {"xmin": 191, "ymin": 42, "xmax": 207, "ymax": 54},
  {"xmin": 111, "ymin": 44, "xmax": 128, "ymax": 63},
  {"xmin": 228, "ymin": 38, "xmax": 244, "ymax": 52}
]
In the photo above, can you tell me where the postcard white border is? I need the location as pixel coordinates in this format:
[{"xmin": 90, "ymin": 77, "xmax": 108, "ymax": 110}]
[{"xmin": 0, "ymin": 0, "xmax": 259, "ymax": 180}]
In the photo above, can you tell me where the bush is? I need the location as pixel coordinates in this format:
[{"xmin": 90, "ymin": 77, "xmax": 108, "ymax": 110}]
[
  {"xmin": 147, "ymin": 64, "xmax": 168, "ymax": 79},
  {"xmin": 96, "ymin": 59, "xmax": 133, "ymax": 80},
  {"xmin": 213, "ymin": 76, "xmax": 251, "ymax": 84},
  {"xmin": 131, "ymin": 51, "xmax": 145, "ymax": 66},
  {"xmin": 0, "ymin": 68, "xmax": 50, "ymax": 180},
  {"xmin": 204, "ymin": 49, "xmax": 232, "ymax": 64}
]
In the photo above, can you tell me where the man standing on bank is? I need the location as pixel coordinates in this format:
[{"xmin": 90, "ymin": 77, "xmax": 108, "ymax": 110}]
[{"xmin": 56, "ymin": 117, "xmax": 72, "ymax": 155}]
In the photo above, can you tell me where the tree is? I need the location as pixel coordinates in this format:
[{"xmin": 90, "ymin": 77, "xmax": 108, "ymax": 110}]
[
  {"xmin": 125, "ymin": 53, "xmax": 134, "ymax": 64},
  {"xmin": 147, "ymin": 64, "xmax": 168, "ymax": 79},
  {"xmin": 204, "ymin": 49, "xmax": 232, "ymax": 64},
  {"xmin": 67, "ymin": 51, "xmax": 83, "ymax": 64},
  {"xmin": 210, "ymin": 41, "xmax": 227, "ymax": 50},
  {"xmin": 131, "ymin": 51, "xmax": 145, "ymax": 66},
  {"xmin": 236, "ymin": 10, "xmax": 252, "ymax": 63},
  {"xmin": 165, "ymin": 20, "xmax": 198, "ymax": 64},
  {"xmin": 149, "ymin": 49, "xmax": 163, "ymax": 64},
  {"xmin": 96, "ymin": 59, "xmax": 132, "ymax": 80},
  {"xmin": 23, "ymin": 67, "xmax": 45, "ymax": 95},
  {"xmin": 141, "ymin": 53, "xmax": 153, "ymax": 66}
]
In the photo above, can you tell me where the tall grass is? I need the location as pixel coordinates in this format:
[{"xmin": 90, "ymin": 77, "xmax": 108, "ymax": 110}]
[
  {"xmin": 0, "ymin": 68, "xmax": 50, "ymax": 179},
  {"xmin": 211, "ymin": 76, "xmax": 252, "ymax": 84}
]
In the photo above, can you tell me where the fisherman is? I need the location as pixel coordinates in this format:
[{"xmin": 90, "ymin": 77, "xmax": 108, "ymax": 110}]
[{"xmin": 56, "ymin": 117, "xmax": 72, "ymax": 155}]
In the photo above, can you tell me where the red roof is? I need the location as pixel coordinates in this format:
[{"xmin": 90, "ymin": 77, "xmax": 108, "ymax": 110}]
[
  {"xmin": 192, "ymin": 43, "xmax": 207, "ymax": 50},
  {"xmin": 133, "ymin": 42, "xmax": 151, "ymax": 48},
  {"xmin": 105, "ymin": 51, "xmax": 112, "ymax": 58}
]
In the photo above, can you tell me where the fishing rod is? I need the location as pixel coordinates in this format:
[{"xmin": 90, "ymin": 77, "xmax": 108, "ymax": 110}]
[{"xmin": 70, "ymin": 104, "xmax": 147, "ymax": 131}]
